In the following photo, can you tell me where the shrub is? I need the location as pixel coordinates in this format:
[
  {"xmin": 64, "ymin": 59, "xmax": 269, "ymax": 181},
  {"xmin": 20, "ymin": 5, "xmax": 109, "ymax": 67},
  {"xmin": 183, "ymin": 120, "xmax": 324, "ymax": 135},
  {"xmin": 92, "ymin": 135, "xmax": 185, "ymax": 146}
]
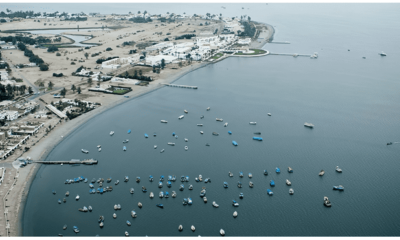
[
  {"xmin": 56, "ymin": 52, "xmax": 61, "ymax": 56},
  {"xmin": 47, "ymin": 45, "xmax": 59, "ymax": 52},
  {"xmin": 85, "ymin": 46, "xmax": 91, "ymax": 49},
  {"xmin": 53, "ymin": 73, "xmax": 64, "ymax": 77},
  {"xmin": 71, "ymin": 62, "xmax": 76, "ymax": 65},
  {"xmin": 164, "ymin": 38, "xmax": 169, "ymax": 41},
  {"xmin": 106, "ymin": 47, "xmax": 113, "ymax": 51},
  {"xmin": 39, "ymin": 64, "xmax": 49, "ymax": 71}
]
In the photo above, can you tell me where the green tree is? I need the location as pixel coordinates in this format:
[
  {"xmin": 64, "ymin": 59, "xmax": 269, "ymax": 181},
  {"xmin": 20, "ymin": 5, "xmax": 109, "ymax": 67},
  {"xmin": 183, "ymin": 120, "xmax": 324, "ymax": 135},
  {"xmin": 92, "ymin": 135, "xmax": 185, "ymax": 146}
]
[
  {"xmin": 77, "ymin": 86, "xmax": 81, "ymax": 94},
  {"xmin": 39, "ymin": 64, "xmax": 49, "ymax": 71},
  {"xmin": 39, "ymin": 82, "xmax": 45, "ymax": 88},
  {"xmin": 48, "ymin": 81, "xmax": 54, "ymax": 90},
  {"xmin": 28, "ymin": 86, "xmax": 33, "ymax": 94},
  {"xmin": 138, "ymin": 69, "xmax": 142, "ymax": 76},
  {"xmin": 138, "ymin": 11, "xmax": 141, "ymax": 14},
  {"xmin": 84, "ymin": 52, "xmax": 89, "ymax": 59},
  {"xmin": 134, "ymin": 70, "xmax": 138, "ymax": 78},
  {"xmin": 87, "ymin": 78, "xmax": 93, "ymax": 86},
  {"xmin": 71, "ymin": 84, "xmax": 76, "ymax": 93},
  {"xmin": 152, "ymin": 65, "xmax": 156, "ymax": 73},
  {"xmin": 60, "ymin": 88, "xmax": 67, "ymax": 98},
  {"xmin": 178, "ymin": 61, "xmax": 183, "ymax": 68}
]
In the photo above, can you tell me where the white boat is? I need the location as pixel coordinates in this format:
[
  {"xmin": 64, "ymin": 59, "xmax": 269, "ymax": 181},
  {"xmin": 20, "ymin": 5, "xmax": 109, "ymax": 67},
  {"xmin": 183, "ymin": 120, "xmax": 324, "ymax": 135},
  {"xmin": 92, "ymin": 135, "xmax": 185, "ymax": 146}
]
[
  {"xmin": 191, "ymin": 225, "xmax": 195, "ymax": 232},
  {"xmin": 75, "ymin": 195, "xmax": 79, "ymax": 200},
  {"xmin": 184, "ymin": 138, "xmax": 188, "ymax": 142},
  {"xmin": 88, "ymin": 206, "xmax": 92, "ymax": 211},
  {"xmin": 249, "ymin": 122, "xmax": 257, "ymax": 125},
  {"xmin": 138, "ymin": 202, "xmax": 142, "ymax": 208},
  {"xmin": 110, "ymin": 131, "xmax": 114, "ymax": 136},
  {"xmin": 200, "ymin": 131, "xmax": 203, "ymax": 134},
  {"xmin": 197, "ymin": 124, "xmax": 203, "ymax": 126},
  {"xmin": 168, "ymin": 142, "xmax": 175, "ymax": 146},
  {"xmin": 98, "ymin": 148, "xmax": 101, "ymax": 152},
  {"xmin": 203, "ymin": 197, "xmax": 207, "ymax": 203},
  {"xmin": 207, "ymin": 107, "xmax": 210, "ymax": 111},
  {"xmin": 179, "ymin": 225, "xmax": 183, "ymax": 231},
  {"xmin": 97, "ymin": 145, "xmax": 101, "ymax": 148},
  {"xmin": 185, "ymin": 146, "xmax": 188, "ymax": 151},
  {"xmin": 150, "ymin": 192, "xmax": 154, "ymax": 198},
  {"xmin": 161, "ymin": 120, "xmax": 168, "ymax": 123},
  {"xmin": 304, "ymin": 122, "xmax": 314, "ymax": 128},
  {"xmin": 216, "ymin": 118, "xmax": 223, "ymax": 122},
  {"xmin": 233, "ymin": 211, "xmax": 238, "ymax": 218},
  {"xmin": 113, "ymin": 213, "xmax": 117, "ymax": 219},
  {"xmin": 220, "ymin": 229, "xmax": 225, "ymax": 236},
  {"xmin": 286, "ymin": 179, "xmax": 292, "ymax": 186},
  {"xmin": 224, "ymin": 123, "xmax": 228, "ymax": 127},
  {"xmin": 212, "ymin": 201, "xmax": 219, "ymax": 208},
  {"xmin": 184, "ymin": 110, "xmax": 188, "ymax": 113},
  {"xmin": 336, "ymin": 166, "xmax": 342, "ymax": 173},
  {"xmin": 160, "ymin": 149, "xmax": 165, "ymax": 153},
  {"xmin": 310, "ymin": 52, "xmax": 318, "ymax": 58},
  {"xmin": 125, "ymin": 231, "xmax": 129, "ymax": 237},
  {"xmin": 154, "ymin": 145, "xmax": 157, "ymax": 149},
  {"xmin": 178, "ymin": 115, "xmax": 184, "ymax": 119},
  {"xmin": 268, "ymin": 113, "xmax": 271, "ymax": 116},
  {"xmin": 81, "ymin": 149, "xmax": 89, "ymax": 154},
  {"xmin": 289, "ymin": 188, "xmax": 294, "ymax": 195},
  {"xmin": 379, "ymin": 51, "xmax": 387, "ymax": 56},
  {"xmin": 319, "ymin": 170, "xmax": 325, "ymax": 176},
  {"xmin": 99, "ymin": 222, "xmax": 104, "ymax": 228},
  {"xmin": 131, "ymin": 210, "xmax": 137, "ymax": 218}
]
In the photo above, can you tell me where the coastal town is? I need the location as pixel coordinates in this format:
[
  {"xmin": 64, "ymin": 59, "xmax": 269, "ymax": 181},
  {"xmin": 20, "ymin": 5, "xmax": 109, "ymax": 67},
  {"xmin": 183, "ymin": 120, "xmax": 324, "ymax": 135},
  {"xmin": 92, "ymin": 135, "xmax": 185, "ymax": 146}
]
[{"xmin": 0, "ymin": 9, "xmax": 273, "ymax": 236}]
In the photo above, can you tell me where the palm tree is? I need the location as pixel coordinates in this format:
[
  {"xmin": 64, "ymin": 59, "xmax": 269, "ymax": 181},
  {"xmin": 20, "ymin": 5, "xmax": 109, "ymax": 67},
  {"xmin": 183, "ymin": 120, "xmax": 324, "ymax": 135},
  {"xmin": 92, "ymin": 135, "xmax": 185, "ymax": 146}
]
[
  {"xmin": 77, "ymin": 86, "xmax": 81, "ymax": 94},
  {"xmin": 71, "ymin": 84, "xmax": 76, "ymax": 93},
  {"xmin": 28, "ymin": 86, "xmax": 33, "ymax": 94},
  {"xmin": 84, "ymin": 52, "xmax": 89, "ymax": 59},
  {"xmin": 48, "ymin": 81, "xmax": 54, "ymax": 90},
  {"xmin": 6, "ymin": 84, "xmax": 13, "ymax": 96},
  {"xmin": 39, "ymin": 82, "xmax": 45, "ymax": 88}
]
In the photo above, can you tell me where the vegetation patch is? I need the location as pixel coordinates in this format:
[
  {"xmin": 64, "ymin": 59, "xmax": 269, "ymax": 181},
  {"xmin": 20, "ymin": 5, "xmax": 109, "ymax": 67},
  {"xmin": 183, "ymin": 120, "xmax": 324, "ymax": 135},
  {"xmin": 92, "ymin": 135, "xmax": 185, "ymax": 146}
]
[
  {"xmin": 212, "ymin": 53, "xmax": 224, "ymax": 60},
  {"xmin": 235, "ymin": 49, "xmax": 266, "ymax": 55}
]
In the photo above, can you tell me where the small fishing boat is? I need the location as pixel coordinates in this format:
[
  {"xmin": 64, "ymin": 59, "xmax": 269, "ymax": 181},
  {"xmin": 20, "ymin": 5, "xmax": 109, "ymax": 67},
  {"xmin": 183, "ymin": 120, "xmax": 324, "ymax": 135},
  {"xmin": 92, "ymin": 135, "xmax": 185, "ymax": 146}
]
[
  {"xmin": 203, "ymin": 197, "xmax": 208, "ymax": 203},
  {"xmin": 212, "ymin": 201, "xmax": 219, "ymax": 207},
  {"xmin": 127, "ymin": 129, "xmax": 131, "ymax": 134},
  {"xmin": 184, "ymin": 110, "xmax": 188, "ymax": 113},
  {"xmin": 159, "ymin": 191, "xmax": 164, "ymax": 198},
  {"xmin": 188, "ymin": 198, "xmax": 193, "ymax": 205},
  {"xmin": 185, "ymin": 176, "xmax": 190, "ymax": 182},
  {"xmin": 172, "ymin": 191, "xmax": 177, "ymax": 198},
  {"xmin": 115, "ymin": 180, "xmax": 119, "ymax": 185},
  {"xmin": 91, "ymin": 178, "xmax": 96, "ymax": 183},
  {"xmin": 97, "ymin": 145, "xmax": 101, "ymax": 148},
  {"xmin": 138, "ymin": 202, "xmax": 142, "ymax": 208},
  {"xmin": 154, "ymin": 145, "xmax": 157, "ymax": 149},
  {"xmin": 79, "ymin": 206, "xmax": 88, "ymax": 212},
  {"xmin": 224, "ymin": 122, "xmax": 228, "ymax": 127},
  {"xmin": 179, "ymin": 184, "xmax": 184, "ymax": 191},
  {"xmin": 289, "ymin": 188, "xmax": 294, "ymax": 195},
  {"xmin": 65, "ymin": 191, "xmax": 69, "ymax": 196},
  {"xmin": 136, "ymin": 177, "xmax": 141, "ymax": 183},
  {"xmin": 168, "ymin": 142, "xmax": 175, "ymax": 146},
  {"xmin": 150, "ymin": 192, "xmax": 154, "ymax": 198},
  {"xmin": 124, "ymin": 176, "xmax": 129, "ymax": 182},
  {"xmin": 198, "ymin": 175, "xmax": 203, "ymax": 181},
  {"xmin": 267, "ymin": 189, "xmax": 273, "ymax": 195},
  {"xmin": 249, "ymin": 181, "xmax": 254, "ymax": 188},
  {"xmin": 268, "ymin": 113, "xmax": 271, "ymax": 116},
  {"xmin": 99, "ymin": 215, "xmax": 104, "ymax": 222},
  {"xmin": 58, "ymin": 199, "xmax": 62, "ymax": 204},
  {"xmin": 206, "ymin": 143, "xmax": 210, "ymax": 146},
  {"xmin": 237, "ymin": 181, "xmax": 242, "ymax": 188},
  {"xmin": 158, "ymin": 181, "xmax": 163, "ymax": 188},
  {"xmin": 63, "ymin": 198, "xmax": 66, "ymax": 203},
  {"xmin": 81, "ymin": 149, "xmax": 89, "ymax": 154},
  {"xmin": 276, "ymin": 167, "xmax": 281, "ymax": 173},
  {"xmin": 216, "ymin": 118, "xmax": 223, "ymax": 122},
  {"xmin": 76, "ymin": 195, "xmax": 79, "ymax": 200},
  {"xmin": 167, "ymin": 181, "xmax": 172, "ymax": 187},
  {"xmin": 185, "ymin": 146, "xmax": 188, "ymax": 151},
  {"xmin": 232, "ymin": 200, "xmax": 239, "ymax": 207},
  {"xmin": 228, "ymin": 131, "xmax": 232, "ymax": 135},
  {"xmin": 270, "ymin": 180, "xmax": 275, "ymax": 186},
  {"xmin": 153, "ymin": 133, "xmax": 157, "ymax": 137},
  {"xmin": 181, "ymin": 176, "xmax": 185, "ymax": 182},
  {"xmin": 286, "ymin": 179, "xmax": 291, "ymax": 186},
  {"xmin": 336, "ymin": 166, "xmax": 342, "ymax": 173},
  {"xmin": 288, "ymin": 167, "xmax": 293, "ymax": 173},
  {"xmin": 333, "ymin": 185, "xmax": 344, "ymax": 191},
  {"xmin": 229, "ymin": 171, "xmax": 233, "ymax": 177},
  {"xmin": 188, "ymin": 184, "xmax": 193, "ymax": 190},
  {"xmin": 88, "ymin": 206, "xmax": 92, "ymax": 211},
  {"xmin": 179, "ymin": 225, "xmax": 183, "ymax": 231},
  {"xmin": 379, "ymin": 51, "xmax": 387, "ymax": 56},
  {"xmin": 156, "ymin": 204, "xmax": 164, "ymax": 208},
  {"xmin": 387, "ymin": 142, "xmax": 393, "ymax": 145},
  {"xmin": 184, "ymin": 138, "xmax": 188, "ymax": 142},
  {"xmin": 304, "ymin": 122, "xmax": 314, "ymax": 128},
  {"xmin": 191, "ymin": 225, "xmax": 195, "ymax": 232},
  {"xmin": 324, "ymin": 196, "xmax": 332, "ymax": 207},
  {"xmin": 319, "ymin": 170, "xmax": 325, "ymax": 176},
  {"xmin": 200, "ymin": 131, "xmax": 203, "ymax": 134},
  {"xmin": 123, "ymin": 146, "xmax": 126, "ymax": 151},
  {"xmin": 131, "ymin": 211, "xmax": 137, "ymax": 218},
  {"xmin": 165, "ymin": 191, "xmax": 169, "ymax": 198},
  {"xmin": 200, "ymin": 115, "xmax": 204, "ymax": 119},
  {"xmin": 254, "ymin": 132, "xmax": 261, "ymax": 135},
  {"xmin": 73, "ymin": 226, "xmax": 79, "ymax": 233},
  {"xmin": 239, "ymin": 171, "xmax": 243, "ymax": 178},
  {"xmin": 125, "ymin": 231, "xmax": 129, "ymax": 237},
  {"xmin": 149, "ymin": 175, "xmax": 154, "ymax": 182},
  {"xmin": 142, "ymin": 186, "xmax": 148, "ymax": 192},
  {"xmin": 110, "ymin": 131, "xmax": 114, "ymax": 136},
  {"xmin": 98, "ymin": 148, "xmax": 101, "ymax": 152},
  {"xmin": 232, "ymin": 141, "xmax": 238, "ymax": 146},
  {"xmin": 172, "ymin": 175, "xmax": 176, "ymax": 181},
  {"xmin": 212, "ymin": 132, "xmax": 219, "ymax": 136},
  {"xmin": 207, "ymin": 107, "xmax": 210, "ymax": 111},
  {"xmin": 248, "ymin": 173, "xmax": 252, "ymax": 178},
  {"xmin": 253, "ymin": 137, "xmax": 263, "ymax": 141},
  {"xmin": 249, "ymin": 122, "xmax": 256, "ymax": 125},
  {"xmin": 233, "ymin": 211, "xmax": 238, "ymax": 218},
  {"xmin": 220, "ymin": 229, "xmax": 225, "ymax": 236},
  {"xmin": 161, "ymin": 120, "xmax": 168, "ymax": 123},
  {"xmin": 113, "ymin": 213, "xmax": 117, "ymax": 219},
  {"xmin": 130, "ymin": 188, "xmax": 134, "ymax": 194},
  {"xmin": 200, "ymin": 189, "xmax": 206, "ymax": 197},
  {"xmin": 160, "ymin": 149, "xmax": 165, "ymax": 153},
  {"xmin": 63, "ymin": 225, "xmax": 67, "ymax": 230},
  {"xmin": 160, "ymin": 175, "xmax": 164, "ymax": 181},
  {"xmin": 178, "ymin": 115, "xmax": 184, "ymax": 119},
  {"xmin": 197, "ymin": 124, "xmax": 203, "ymax": 126},
  {"xmin": 223, "ymin": 182, "xmax": 229, "ymax": 188},
  {"xmin": 239, "ymin": 193, "xmax": 244, "ymax": 199},
  {"xmin": 144, "ymin": 133, "xmax": 148, "ymax": 138},
  {"xmin": 127, "ymin": 221, "xmax": 131, "ymax": 226},
  {"xmin": 123, "ymin": 139, "xmax": 129, "ymax": 143},
  {"xmin": 99, "ymin": 222, "xmax": 104, "ymax": 228}
]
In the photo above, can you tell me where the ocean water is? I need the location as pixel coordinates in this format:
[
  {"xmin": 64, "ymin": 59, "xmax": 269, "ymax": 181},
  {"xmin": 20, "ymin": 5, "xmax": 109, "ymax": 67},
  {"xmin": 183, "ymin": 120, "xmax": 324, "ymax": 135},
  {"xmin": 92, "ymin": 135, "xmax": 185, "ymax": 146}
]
[{"xmin": 22, "ymin": 4, "xmax": 400, "ymax": 236}]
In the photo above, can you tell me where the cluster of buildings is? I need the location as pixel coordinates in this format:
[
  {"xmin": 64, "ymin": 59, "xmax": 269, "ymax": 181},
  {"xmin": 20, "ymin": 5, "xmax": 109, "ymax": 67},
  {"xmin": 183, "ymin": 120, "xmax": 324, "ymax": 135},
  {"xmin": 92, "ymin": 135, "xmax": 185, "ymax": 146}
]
[{"xmin": 0, "ymin": 100, "xmax": 39, "ymax": 121}]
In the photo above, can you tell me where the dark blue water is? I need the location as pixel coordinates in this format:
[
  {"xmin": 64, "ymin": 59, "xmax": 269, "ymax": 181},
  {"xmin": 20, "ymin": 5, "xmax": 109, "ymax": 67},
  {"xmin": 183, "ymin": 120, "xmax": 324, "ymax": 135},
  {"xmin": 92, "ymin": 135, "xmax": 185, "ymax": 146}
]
[{"xmin": 22, "ymin": 4, "xmax": 400, "ymax": 236}]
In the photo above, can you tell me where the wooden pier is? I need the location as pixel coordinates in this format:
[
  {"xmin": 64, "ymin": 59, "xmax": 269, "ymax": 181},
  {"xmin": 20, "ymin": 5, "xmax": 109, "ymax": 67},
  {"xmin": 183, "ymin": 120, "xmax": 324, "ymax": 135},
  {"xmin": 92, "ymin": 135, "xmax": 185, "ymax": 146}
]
[
  {"xmin": 33, "ymin": 159, "xmax": 98, "ymax": 165},
  {"xmin": 163, "ymin": 84, "xmax": 198, "ymax": 89}
]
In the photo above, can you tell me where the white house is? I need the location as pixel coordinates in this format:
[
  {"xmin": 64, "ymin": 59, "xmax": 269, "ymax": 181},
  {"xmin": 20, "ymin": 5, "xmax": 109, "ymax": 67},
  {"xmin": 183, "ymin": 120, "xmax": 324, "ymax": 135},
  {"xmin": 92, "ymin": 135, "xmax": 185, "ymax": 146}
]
[
  {"xmin": 0, "ymin": 111, "xmax": 19, "ymax": 121},
  {"xmin": 145, "ymin": 55, "xmax": 178, "ymax": 66},
  {"xmin": 238, "ymin": 38, "xmax": 251, "ymax": 45}
]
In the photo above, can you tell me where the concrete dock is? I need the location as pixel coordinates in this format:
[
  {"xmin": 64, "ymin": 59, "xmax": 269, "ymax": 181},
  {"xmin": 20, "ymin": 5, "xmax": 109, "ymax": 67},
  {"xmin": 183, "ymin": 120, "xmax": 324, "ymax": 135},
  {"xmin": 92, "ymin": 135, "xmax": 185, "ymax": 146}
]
[
  {"xmin": 163, "ymin": 84, "xmax": 198, "ymax": 89},
  {"xmin": 33, "ymin": 159, "xmax": 98, "ymax": 165}
]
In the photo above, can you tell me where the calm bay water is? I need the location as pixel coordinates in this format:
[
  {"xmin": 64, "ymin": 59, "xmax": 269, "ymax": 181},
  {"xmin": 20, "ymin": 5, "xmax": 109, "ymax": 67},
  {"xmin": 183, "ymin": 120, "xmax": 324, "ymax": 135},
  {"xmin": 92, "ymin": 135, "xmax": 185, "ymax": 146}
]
[{"xmin": 22, "ymin": 4, "xmax": 400, "ymax": 236}]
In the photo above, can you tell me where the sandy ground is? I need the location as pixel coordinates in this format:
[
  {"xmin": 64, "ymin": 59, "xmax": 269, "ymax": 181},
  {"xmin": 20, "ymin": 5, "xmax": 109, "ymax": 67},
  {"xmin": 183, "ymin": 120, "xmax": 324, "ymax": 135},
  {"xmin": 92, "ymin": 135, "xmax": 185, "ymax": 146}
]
[{"xmin": 0, "ymin": 17, "xmax": 273, "ymax": 236}]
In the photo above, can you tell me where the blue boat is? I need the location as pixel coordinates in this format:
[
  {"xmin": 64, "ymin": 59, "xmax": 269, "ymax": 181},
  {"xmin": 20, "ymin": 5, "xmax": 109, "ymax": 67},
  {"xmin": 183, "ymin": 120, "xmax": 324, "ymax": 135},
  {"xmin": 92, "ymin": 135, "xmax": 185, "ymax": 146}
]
[
  {"xmin": 172, "ymin": 132, "xmax": 175, "ymax": 136},
  {"xmin": 158, "ymin": 181, "xmax": 163, "ymax": 188},
  {"xmin": 232, "ymin": 200, "xmax": 239, "ymax": 207},
  {"xmin": 126, "ymin": 221, "xmax": 131, "ymax": 226},
  {"xmin": 65, "ymin": 180, "xmax": 69, "ymax": 184},
  {"xmin": 195, "ymin": 178, "xmax": 200, "ymax": 182},
  {"xmin": 204, "ymin": 178, "xmax": 209, "ymax": 183},
  {"xmin": 52, "ymin": 190, "xmax": 56, "ymax": 194},
  {"xmin": 228, "ymin": 131, "xmax": 232, "ymax": 135},
  {"xmin": 253, "ymin": 137, "xmax": 263, "ymax": 141},
  {"xmin": 156, "ymin": 204, "xmax": 163, "ymax": 208},
  {"xmin": 144, "ymin": 133, "xmax": 148, "ymax": 138},
  {"xmin": 160, "ymin": 175, "xmax": 164, "ymax": 181},
  {"xmin": 167, "ymin": 181, "xmax": 172, "ymax": 187},
  {"xmin": 223, "ymin": 182, "xmax": 229, "ymax": 188},
  {"xmin": 100, "ymin": 188, "xmax": 104, "ymax": 194},
  {"xmin": 80, "ymin": 176, "xmax": 84, "ymax": 181},
  {"xmin": 267, "ymin": 189, "xmax": 273, "ymax": 195},
  {"xmin": 288, "ymin": 167, "xmax": 293, "ymax": 173},
  {"xmin": 127, "ymin": 129, "xmax": 131, "ymax": 134},
  {"xmin": 232, "ymin": 141, "xmax": 238, "ymax": 146},
  {"xmin": 270, "ymin": 180, "xmax": 275, "ymax": 186},
  {"xmin": 149, "ymin": 175, "xmax": 154, "ymax": 182},
  {"xmin": 142, "ymin": 186, "xmax": 147, "ymax": 192},
  {"xmin": 333, "ymin": 185, "xmax": 344, "ymax": 191},
  {"xmin": 165, "ymin": 191, "xmax": 169, "ymax": 198},
  {"xmin": 73, "ymin": 226, "xmax": 79, "ymax": 233},
  {"xmin": 74, "ymin": 178, "xmax": 79, "ymax": 183},
  {"xmin": 171, "ymin": 175, "xmax": 176, "ymax": 182},
  {"xmin": 97, "ymin": 188, "xmax": 101, "ymax": 193},
  {"xmin": 168, "ymin": 175, "xmax": 172, "ymax": 181},
  {"xmin": 239, "ymin": 171, "xmax": 243, "ymax": 178},
  {"xmin": 200, "ymin": 189, "xmax": 206, "ymax": 197},
  {"xmin": 181, "ymin": 176, "xmax": 185, "ymax": 182},
  {"xmin": 159, "ymin": 191, "xmax": 164, "ymax": 198},
  {"xmin": 264, "ymin": 170, "xmax": 268, "ymax": 175},
  {"xmin": 239, "ymin": 193, "xmax": 244, "ymax": 198},
  {"xmin": 89, "ymin": 183, "xmax": 94, "ymax": 188},
  {"xmin": 179, "ymin": 184, "xmax": 184, "ymax": 191},
  {"xmin": 276, "ymin": 168, "xmax": 280, "ymax": 173},
  {"xmin": 185, "ymin": 176, "xmax": 189, "ymax": 182},
  {"xmin": 183, "ymin": 198, "xmax": 188, "ymax": 205},
  {"xmin": 188, "ymin": 198, "xmax": 193, "ymax": 205},
  {"xmin": 153, "ymin": 133, "xmax": 157, "ymax": 137},
  {"xmin": 123, "ymin": 146, "xmax": 127, "ymax": 151}
]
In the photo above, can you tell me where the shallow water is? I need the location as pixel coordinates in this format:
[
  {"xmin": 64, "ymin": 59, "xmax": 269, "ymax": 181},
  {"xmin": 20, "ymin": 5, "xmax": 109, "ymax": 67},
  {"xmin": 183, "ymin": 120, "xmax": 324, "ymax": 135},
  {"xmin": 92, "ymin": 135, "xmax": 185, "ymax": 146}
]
[{"xmin": 22, "ymin": 3, "xmax": 400, "ymax": 236}]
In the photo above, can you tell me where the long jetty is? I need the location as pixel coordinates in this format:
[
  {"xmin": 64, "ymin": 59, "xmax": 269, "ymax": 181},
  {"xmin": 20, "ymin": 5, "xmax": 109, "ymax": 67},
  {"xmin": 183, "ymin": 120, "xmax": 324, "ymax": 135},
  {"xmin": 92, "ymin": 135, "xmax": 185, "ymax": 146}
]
[
  {"xmin": 33, "ymin": 159, "xmax": 98, "ymax": 165},
  {"xmin": 269, "ymin": 53, "xmax": 312, "ymax": 57},
  {"xmin": 163, "ymin": 84, "xmax": 198, "ymax": 89}
]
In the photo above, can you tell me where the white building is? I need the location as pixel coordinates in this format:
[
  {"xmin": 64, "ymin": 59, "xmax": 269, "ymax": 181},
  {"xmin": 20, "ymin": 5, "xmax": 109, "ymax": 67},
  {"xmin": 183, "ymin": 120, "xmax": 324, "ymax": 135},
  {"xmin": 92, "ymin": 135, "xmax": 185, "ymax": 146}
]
[
  {"xmin": 145, "ymin": 55, "xmax": 178, "ymax": 66},
  {"xmin": 101, "ymin": 56, "xmax": 138, "ymax": 69},
  {"xmin": 0, "ymin": 111, "xmax": 19, "ymax": 121},
  {"xmin": 145, "ymin": 42, "xmax": 174, "ymax": 52},
  {"xmin": 238, "ymin": 38, "xmax": 251, "ymax": 45}
]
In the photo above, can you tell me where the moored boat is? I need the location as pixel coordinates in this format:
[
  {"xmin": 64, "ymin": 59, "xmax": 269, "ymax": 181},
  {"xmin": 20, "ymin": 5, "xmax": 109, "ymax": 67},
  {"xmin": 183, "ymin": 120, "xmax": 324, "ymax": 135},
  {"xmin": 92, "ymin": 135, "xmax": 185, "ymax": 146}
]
[
  {"xmin": 131, "ymin": 210, "xmax": 137, "ymax": 218},
  {"xmin": 144, "ymin": 133, "xmax": 148, "ymax": 138},
  {"xmin": 232, "ymin": 141, "xmax": 238, "ymax": 146},
  {"xmin": 223, "ymin": 182, "xmax": 228, "ymax": 188},
  {"xmin": 267, "ymin": 189, "xmax": 273, "ymax": 195},
  {"xmin": 156, "ymin": 204, "xmax": 164, "ymax": 208},
  {"xmin": 73, "ymin": 226, "xmax": 79, "ymax": 233},
  {"xmin": 270, "ymin": 180, "xmax": 275, "ymax": 186},
  {"xmin": 239, "ymin": 193, "xmax": 244, "ymax": 199},
  {"xmin": 229, "ymin": 171, "xmax": 233, "ymax": 177},
  {"xmin": 179, "ymin": 184, "xmax": 184, "ymax": 191},
  {"xmin": 130, "ymin": 188, "xmax": 134, "ymax": 194},
  {"xmin": 288, "ymin": 167, "xmax": 293, "ymax": 173},
  {"xmin": 286, "ymin": 179, "xmax": 291, "ymax": 186},
  {"xmin": 150, "ymin": 192, "xmax": 154, "ymax": 198},
  {"xmin": 179, "ymin": 225, "xmax": 183, "ymax": 231},
  {"xmin": 172, "ymin": 191, "xmax": 177, "ymax": 198},
  {"xmin": 254, "ymin": 132, "xmax": 261, "ymax": 135},
  {"xmin": 289, "ymin": 188, "xmax": 294, "ymax": 195},
  {"xmin": 127, "ymin": 129, "xmax": 131, "ymax": 134},
  {"xmin": 253, "ymin": 137, "xmax": 263, "ymax": 141},
  {"xmin": 249, "ymin": 181, "xmax": 254, "ymax": 188},
  {"xmin": 237, "ymin": 181, "xmax": 242, "ymax": 188},
  {"xmin": 200, "ymin": 131, "xmax": 203, "ymax": 134},
  {"xmin": 207, "ymin": 107, "xmax": 210, "ymax": 111},
  {"xmin": 228, "ymin": 131, "xmax": 232, "ymax": 135},
  {"xmin": 224, "ymin": 122, "xmax": 228, "ymax": 127},
  {"xmin": 212, "ymin": 132, "xmax": 219, "ymax": 136},
  {"xmin": 76, "ymin": 195, "xmax": 79, "ymax": 200},
  {"xmin": 276, "ymin": 167, "xmax": 280, "ymax": 173},
  {"xmin": 124, "ymin": 176, "xmax": 129, "ymax": 182},
  {"xmin": 65, "ymin": 191, "xmax": 69, "ymax": 196},
  {"xmin": 319, "ymin": 170, "xmax": 325, "ymax": 176},
  {"xmin": 216, "ymin": 118, "xmax": 223, "ymax": 122},
  {"xmin": 185, "ymin": 146, "xmax": 188, "ymax": 151},
  {"xmin": 239, "ymin": 171, "xmax": 243, "ymax": 178},
  {"xmin": 233, "ymin": 211, "xmax": 238, "ymax": 218},
  {"xmin": 136, "ymin": 177, "xmax": 141, "ymax": 183},
  {"xmin": 212, "ymin": 201, "xmax": 219, "ymax": 207},
  {"xmin": 248, "ymin": 173, "xmax": 252, "ymax": 178},
  {"xmin": 197, "ymin": 124, "xmax": 203, "ymax": 126},
  {"xmin": 264, "ymin": 169, "xmax": 268, "ymax": 175},
  {"xmin": 149, "ymin": 175, "xmax": 154, "ymax": 182},
  {"xmin": 232, "ymin": 200, "xmax": 239, "ymax": 207},
  {"xmin": 203, "ymin": 196, "xmax": 207, "ymax": 203},
  {"xmin": 304, "ymin": 122, "xmax": 314, "ymax": 128},
  {"xmin": 249, "ymin": 122, "xmax": 257, "ymax": 125},
  {"xmin": 127, "ymin": 220, "xmax": 131, "ymax": 226},
  {"xmin": 324, "ymin": 196, "xmax": 332, "ymax": 207},
  {"xmin": 333, "ymin": 185, "xmax": 344, "ymax": 191},
  {"xmin": 168, "ymin": 142, "xmax": 175, "ymax": 146},
  {"xmin": 336, "ymin": 166, "xmax": 342, "ymax": 173},
  {"xmin": 81, "ymin": 149, "xmax": 89, "ymax": 154},
  {"xmin": 191, "ymin": 225, "xmax": 195, "ymax": 232},
  {"xmin": 125, "ymin": 231, "xmax": 129, "ymax": 237},
  {"xmin": 184, "ymin": 110, "xmax": 188, "ymax": 113},
  {"xmin": 113, "ymin": 213, "xmax": 117, "ymax": 219},
  {"xmin": 123, "ymin": 146, "xmax": 126, "ymax": 151},
  {"xmin": 220, "ymin": 229, "xmax": 225, "ymax": 236},
  {"xmin": 178, "ymin": 115, "xmax": 184, "ymax": 119},
  {"xmin": 110, "ymin": 131, "xmax": 114, "ymax": 136},
  {"xmin": 138, "ymin": 202, "xmax": 142, "ymax": 208},
  {"xmin": 142, "ymin": 186, "xmax": 147, "ymax": 192},
  {"xmin": 161, "ymin": 120, "xmax": 168, "ymax": 123}
]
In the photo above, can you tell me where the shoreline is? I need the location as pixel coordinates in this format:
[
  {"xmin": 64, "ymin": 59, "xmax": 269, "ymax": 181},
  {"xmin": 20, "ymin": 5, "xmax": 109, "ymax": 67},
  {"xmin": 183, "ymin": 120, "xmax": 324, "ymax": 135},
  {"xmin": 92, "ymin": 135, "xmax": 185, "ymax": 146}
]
[{"xmin": 17, "ymin": 60, "xmax": 209, "ymax": 236}]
